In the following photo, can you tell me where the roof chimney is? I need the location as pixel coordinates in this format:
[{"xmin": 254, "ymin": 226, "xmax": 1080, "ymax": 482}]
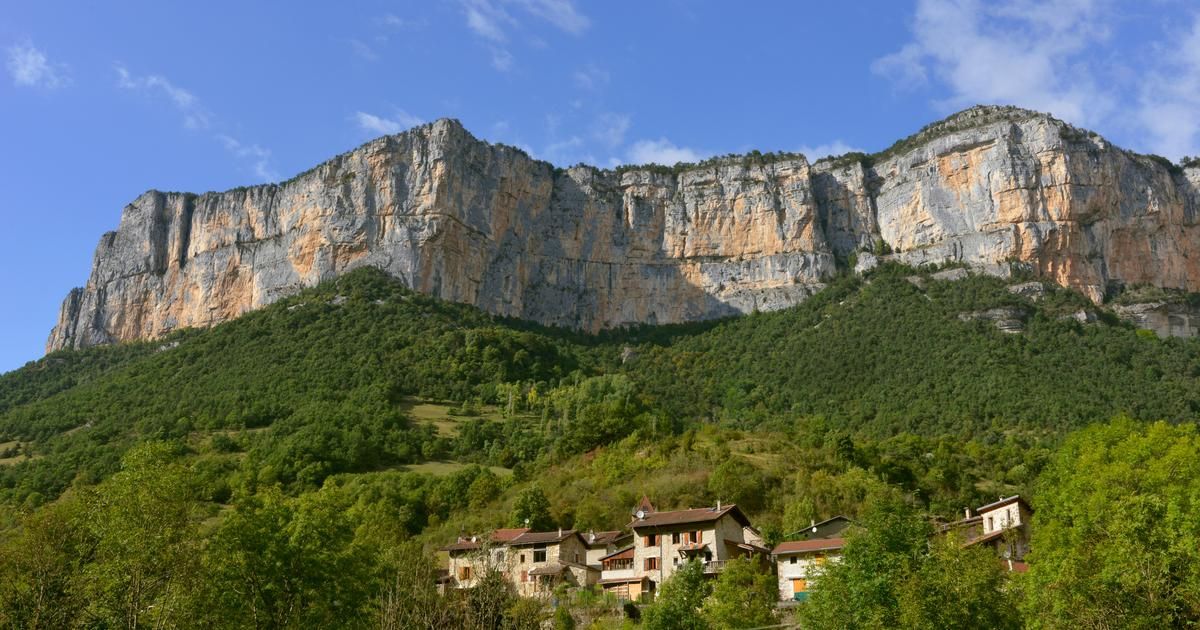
[
  {"xmin": 557, "ymin": 527, "xmax": 562, "ymax": 538},
  {"xmin": 965, "ymin": 507, "xmax": 972, "ymax": 520},
  {"xmin": 716, "ymin": 500, "xmax": 722, "ymax": 511}
]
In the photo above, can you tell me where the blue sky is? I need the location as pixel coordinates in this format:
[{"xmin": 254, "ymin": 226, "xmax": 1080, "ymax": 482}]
[{"xmin": 3, "ymin": 0, "xmax": 1200, "ymax": 372}]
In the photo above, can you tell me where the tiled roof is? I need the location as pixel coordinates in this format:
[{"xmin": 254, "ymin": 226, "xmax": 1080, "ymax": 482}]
[
  {"xmin": 584, "ymin": 530, "xmax": 627, "ymax": 546},
  {"xmin": 600, "ymin": 545, "xmax": 634, "ymax": 561},
  {"xmin": 630, "ymin": 504, "xmax": 750, "ymax": 529},
  {"xmin": 772, "ymin": 538, "xmax": 847, "ymax": 555},
  {"xmin": 728, "ymin": 540, "xmax": 771, "ymax": 555},
  {"xmin": 508, "ymin": 530, "xmax": 579, "ymax": 546},
  {"xmin": 976, "ymin": 495, "xmax": 1031, "ymax": 513},
  {"xmin": 492, "ymin": 527, "xmax": 530, "ymax": 542}
]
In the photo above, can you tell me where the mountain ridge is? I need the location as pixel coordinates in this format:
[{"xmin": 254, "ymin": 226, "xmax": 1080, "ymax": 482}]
[{"xmin": 48, "ymin": 105, "xmax": 1200, "ymax": 351}]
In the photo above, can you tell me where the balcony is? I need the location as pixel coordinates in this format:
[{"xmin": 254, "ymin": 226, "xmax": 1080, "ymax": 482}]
[{"xmin": 702, "ymin": 560, "xmax": 727, "ymax": 574}]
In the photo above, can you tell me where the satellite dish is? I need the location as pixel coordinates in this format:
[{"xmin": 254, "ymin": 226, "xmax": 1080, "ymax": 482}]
[{"xmin": 636, "ymin": 509, "xmax": 646, "ymax": 519}]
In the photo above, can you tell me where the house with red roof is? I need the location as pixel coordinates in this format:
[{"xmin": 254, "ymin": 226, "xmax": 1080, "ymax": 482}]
[
  {"xmin": 603, "ymin": 497, "xmax": 768, "ymax": 601},
  {"xmin": 771, "ymin": 537, "xmax": 847, "ymax": 602}
]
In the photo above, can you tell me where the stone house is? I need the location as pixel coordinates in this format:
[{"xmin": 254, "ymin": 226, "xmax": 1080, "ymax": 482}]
[
  {"xmin": 505, "ymin": 529, "xmax": 599, "ymax": 597},
  {"xmin": 581, "ymin": 529, "xmax": 632, "ymax": 568},
  {"xmin": 601, "ymin": 497, "xmax": 767, "ymax": 601},
  {"xmin": 772, "ymin": 538, "xmax": 846, "ymax": 602},
  {"xmin": 961, "ymin": 495, "xmax": 1033, "ymax": 564},
  {"xmin": 441, "ymin": 527, "xmax": 530, "ymax": 589}
]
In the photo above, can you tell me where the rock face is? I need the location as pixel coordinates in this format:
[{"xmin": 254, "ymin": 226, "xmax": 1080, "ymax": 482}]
[
  {"xmin": 1112, "ymin": 302, "xmax": 1200, "ymax": 338},
  {"xmin": 47, "ymin": 106, "xmax": 1200, "ymax": 351}
]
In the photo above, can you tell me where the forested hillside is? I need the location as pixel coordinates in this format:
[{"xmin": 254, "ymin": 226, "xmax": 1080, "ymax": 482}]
[
  {"xmin": 2, "ymin": 265, "xmax": 1200, "ymax": 627},
  {"xmin": 5, "ymin": 264, "xmax": 1200, "ymax": 507}
]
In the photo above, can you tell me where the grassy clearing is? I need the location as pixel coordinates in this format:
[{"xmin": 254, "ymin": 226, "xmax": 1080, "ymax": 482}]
[
  {"xmin": 404, "ymin": 460, "xmax": 512, "ymax": 477},
  {"xmin": 399, "ymin": 399, "xmax": 522, "ymax": 437}
]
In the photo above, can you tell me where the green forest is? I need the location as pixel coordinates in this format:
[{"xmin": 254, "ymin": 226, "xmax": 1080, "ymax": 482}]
[{"xmin": 2, "ymin": 265, "xmax": 1200, "ymax": 627}]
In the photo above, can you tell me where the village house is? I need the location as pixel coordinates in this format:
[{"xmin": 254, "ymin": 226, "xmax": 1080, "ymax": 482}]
[
  {"xmin": 506, "ymin": 529, "xmax": 599, "ymax": 597},
  {"xmin": 598, "ymin": 497, "xmax": 768, "ymax": 601},
  {"xmin": 958, "ymin": 495, "xmax": 1033, "ymax": 567},
  {"xmin": 441, "ymin": 527, "xmax": 602, "ymax": 597},
  {"xmin": 442, "ymin": 527, "xmax": 530, "ymax": 589},
  {"xmin": 442, "ymin": 496, "xmax": 1034, "ymax": 604},
  {"xmin": 581, "ymin": 529, "xmax": 632, "ymax": 568},
  {"xmin": 786, "ymin": 515, "xmax": 854, "ymax": 541},
  {"xmin": 772, "ymin": 538, "xmax": 846, "ymax": 602}
]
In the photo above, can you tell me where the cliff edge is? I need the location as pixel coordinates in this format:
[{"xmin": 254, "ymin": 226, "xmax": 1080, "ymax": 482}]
[{"xmin": 48, "ymin": 106, "xmax": 1200, "ymax": 351}]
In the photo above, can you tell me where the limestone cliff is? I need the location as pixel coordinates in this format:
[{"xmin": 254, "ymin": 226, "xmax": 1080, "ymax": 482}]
[{"xmin": 47, "ymin": 106, "xmax": 1200, "ymax": 351}]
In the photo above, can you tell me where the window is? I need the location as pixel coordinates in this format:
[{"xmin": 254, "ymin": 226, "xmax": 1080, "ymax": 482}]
[
  {"xmin": 521, "ymin": 570, "xmax": 528, "ymax": 582},
  {"xmin": 459, "ymin": 566, "xmax": 472, "ymax": 580},
  {"xmin": 643, "ymin": 534, "xmax": 658, "ymax": 546},
  {"xmin": 789, "ymin": 556, "xmax": 797, "ymax": 564},
  {"xmin": 645, "ymin": 557, "xmax": 659, "ymax": 571},
  {"xmin": 672, "ymin": 532, "xmax": 680, "ymax": 544},
  {"xmin": 533, "ymin": 547, "xmax": 547, "ymax": 563},
  {"xmin": 520, "ymin": 554, "xmax": 526, "ymax": 563},
  {"xmin": 988, "ymin": 516, "xmax": 995, "ymax": 531}
]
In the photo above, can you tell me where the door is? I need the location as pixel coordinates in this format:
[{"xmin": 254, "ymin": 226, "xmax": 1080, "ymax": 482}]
[{"xmin": 792, "ymin": 578, "xmax": 808, "ymax": 601}]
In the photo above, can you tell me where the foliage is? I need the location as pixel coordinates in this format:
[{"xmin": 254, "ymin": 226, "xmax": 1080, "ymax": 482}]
[
  {"xmin": 641, "ymin": 560, "xmax": 712, "ymax": 630},
  {"xmin": 0, "ymin": 497, "xmax": 90, "ymax": 629},
  {"xmin": 78, "ymin": 441, "xmax": 202, "ymax": 629},
  {"xmin": 510, "ymin": 484, "xmax": 555, "ymax": 531},
  {"xmin": 895, "ymin": 535, "xmax": 1019, "ymax": 630},
  {"xmin": 1021, "ymin": 418, "xmax": 1200, "ymax": 628},
  {"xmin": 700, "ymin": 557, "xmax": 778, "ymax": 629},
  {"xmin": 804, "ymin": 492, "xmax": 1017, "ymax": 630},
  {"xmin": 193, "ymin": 486, "xmax": 375, "ymax": 628}
]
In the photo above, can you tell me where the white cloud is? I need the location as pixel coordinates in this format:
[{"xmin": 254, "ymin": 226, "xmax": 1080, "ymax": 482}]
[
  {"xmin": 798, "ymin": 140, "xmax": 863, "ymax": 161},
  {"xmin": 355, "ymin": 110, "xmax": 423, "ymax": 136},
  {"xmin": 873, "ymin": 0, "xmax": 1114, "ymax": 127},
  {"xmin": 1137, "ymin": 16, "xmax": 1200, "ymax": 159},
  {"xmin": 218, "ymin": 135, "xmax": 278, "ymax": 181},
  {"xmin": 510, "ymin": 0, "xmax": 590, "ymax": 34},
  {"xmin": 116, "ymin": 64, "xmax": 276, "ymax": 181},
  {"xmin": 463, "ymin": 0, "xmax": 513, "ymax": 42},
  {"xmin": 573, "ymin": 63, "xmax": 610, "ymax": 90},
  {"xmin": 592, "ymin": 113, "xmax": 630, "ymax": 148},
  {"xmin": 490, "ymin": 47, "xmax": 514, "ymax": 72},
  {"xmin": 542, "ymin": 135, "xmax": 586, "ymax": 164},
  {"xmin": 6, "ymin": 41, "xmax": 68, "ymax": 88},
  {"xmin": 378, "ymin": 14, "xmax": 420, "ymax": 28},
  {"xmin": 116, "ymin": 65, "xmax": 209, "ymax": 129},
  {"xmin": 627, "ymin": 138, "xmax": 704, "ymax": 165},
  {"xmin": 350, "ymin": 39, "xmax": 379, "ymax": 61},
  {"xmin": 458, "ymin": 0, "xmax": 589, "ymax": 71},
  {"xmin": 879, "ymin": 1, "xmax": 1200, "ymax": 160}
]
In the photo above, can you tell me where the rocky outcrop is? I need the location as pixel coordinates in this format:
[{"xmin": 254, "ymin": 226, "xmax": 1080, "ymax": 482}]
[
  {"xmin": 47, "ymin": 106, "xmax": 1200, "ymax": 351},
  {"xmin": 1112, "ymin": 302, "xmax": 1200, "ymax": 338},
  {"xmin": 959, "ymin": 307, "xmax": 1029, "ymax": 334}
]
